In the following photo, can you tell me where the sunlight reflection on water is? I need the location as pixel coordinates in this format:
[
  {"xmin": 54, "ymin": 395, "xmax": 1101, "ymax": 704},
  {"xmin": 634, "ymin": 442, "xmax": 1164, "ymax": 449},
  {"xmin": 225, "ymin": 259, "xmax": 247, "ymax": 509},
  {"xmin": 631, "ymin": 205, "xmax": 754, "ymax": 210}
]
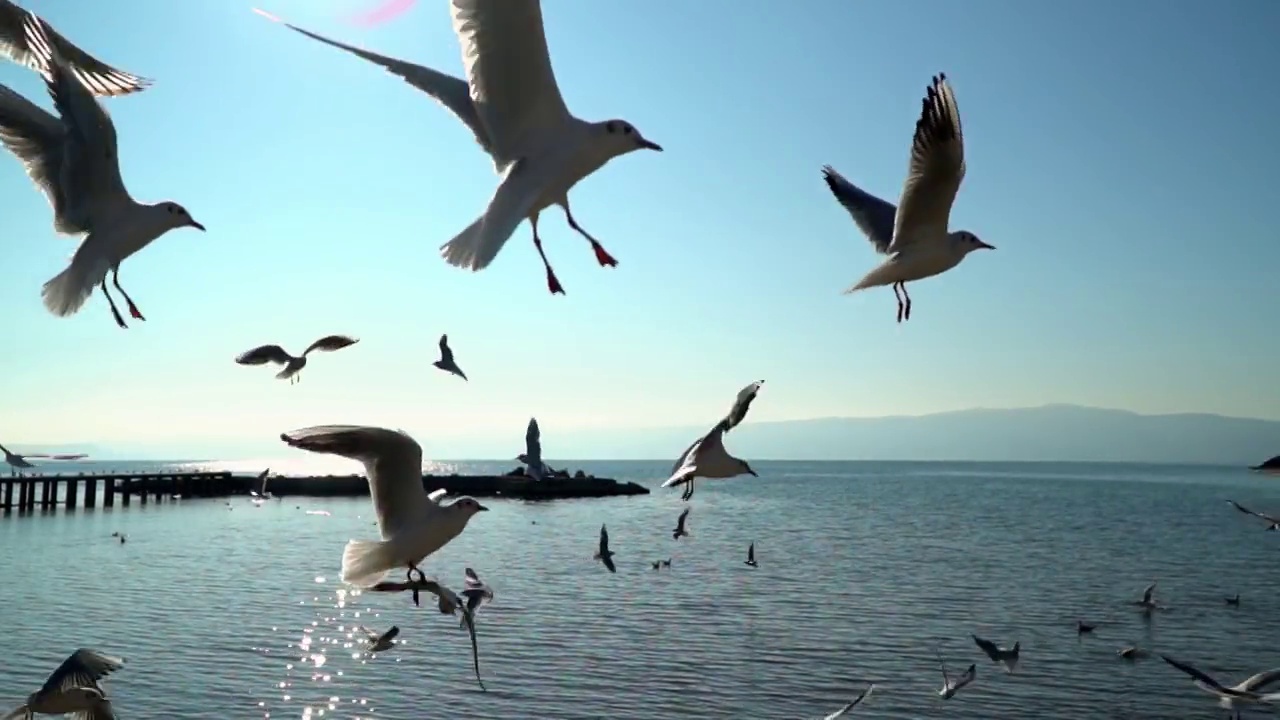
[{"xmin": 175, "ymin": 456, "xmax": 462, "ymax": 477}]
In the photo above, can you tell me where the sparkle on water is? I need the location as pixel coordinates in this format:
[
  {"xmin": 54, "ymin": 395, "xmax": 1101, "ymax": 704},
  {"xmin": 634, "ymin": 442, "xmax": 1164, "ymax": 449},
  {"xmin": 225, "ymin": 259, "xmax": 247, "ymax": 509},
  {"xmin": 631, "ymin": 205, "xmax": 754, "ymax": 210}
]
[{"xmin": 1, "ymin": 460, "xmax": 1279, "ymax": 718}]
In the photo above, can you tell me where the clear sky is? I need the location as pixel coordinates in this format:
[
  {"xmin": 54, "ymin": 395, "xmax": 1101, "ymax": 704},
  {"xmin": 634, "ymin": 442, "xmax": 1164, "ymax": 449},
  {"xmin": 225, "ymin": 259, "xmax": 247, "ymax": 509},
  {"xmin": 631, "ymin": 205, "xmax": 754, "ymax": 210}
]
[{"xmin": 1, "ymin": 0, "xmax": 1278, "ymax": 458}]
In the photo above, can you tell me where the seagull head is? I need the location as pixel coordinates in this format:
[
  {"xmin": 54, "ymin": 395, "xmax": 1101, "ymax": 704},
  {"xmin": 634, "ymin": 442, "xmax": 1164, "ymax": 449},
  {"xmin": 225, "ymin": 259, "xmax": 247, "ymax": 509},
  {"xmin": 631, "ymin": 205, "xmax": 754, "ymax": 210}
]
[
  {"xmin": 950, "ymin": 230, "xmax": 993, "ymax": 253},
  {"xmin": 448, "ymin": 496, "xmax": 489, "ymax": 518},
  {"xmin": 600, "ymin": 119, "xmax": 663, "ymax": 155},
  {"xmin": 157, "ymin": 201, "xmax": 206, "ymax": 232}
]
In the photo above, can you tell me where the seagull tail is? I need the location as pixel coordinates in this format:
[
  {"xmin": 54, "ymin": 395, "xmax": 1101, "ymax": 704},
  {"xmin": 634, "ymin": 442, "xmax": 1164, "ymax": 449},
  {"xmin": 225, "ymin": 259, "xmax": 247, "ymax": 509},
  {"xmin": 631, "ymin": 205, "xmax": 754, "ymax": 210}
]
[
  {"xmin": 41, "ymin": 245, "xmax": 107, "ymax": 318},
  {"xmin": 439, "ymin": 215, "xmax": 494, "ymax": 271},
  {"xmin": 340, "ymin": 539, "xmax": 398, "ymax": 587},
  {"xmin": 1, "ymin": 705, "xmax": 29, "ymax": 720},
  {"xmin": 842, "ymin": 263, "xmax": 897, "ymax": 295}
]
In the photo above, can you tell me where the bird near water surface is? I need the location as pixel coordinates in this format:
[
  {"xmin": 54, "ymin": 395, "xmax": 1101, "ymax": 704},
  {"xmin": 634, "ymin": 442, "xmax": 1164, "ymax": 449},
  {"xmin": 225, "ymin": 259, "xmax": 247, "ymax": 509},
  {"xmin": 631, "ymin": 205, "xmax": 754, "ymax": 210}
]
[
  {"xmin": 235, "ymin": 335, "xmax": 359, "ymax": 384},
  {"xmin": 3, "ymin": 648, "xmax": 124, "ymax": 720},
  {"xmin": 662, "ymin": 380, "xmax": 764, "ymax": 500}
]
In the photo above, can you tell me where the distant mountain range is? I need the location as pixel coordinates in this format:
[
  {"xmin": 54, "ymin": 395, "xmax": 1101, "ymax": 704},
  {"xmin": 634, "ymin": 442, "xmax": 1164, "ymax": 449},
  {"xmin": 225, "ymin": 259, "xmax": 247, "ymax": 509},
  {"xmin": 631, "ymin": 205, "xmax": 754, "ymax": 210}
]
[{"xmin": 10, "ymin": 405, "xmax": 1278, "ymax": 465}]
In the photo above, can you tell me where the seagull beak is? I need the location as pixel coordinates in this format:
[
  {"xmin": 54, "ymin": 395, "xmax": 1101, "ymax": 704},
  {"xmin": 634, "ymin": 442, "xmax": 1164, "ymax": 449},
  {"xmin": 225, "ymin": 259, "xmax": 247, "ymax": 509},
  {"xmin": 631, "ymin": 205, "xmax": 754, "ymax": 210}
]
[
  {"xmin": 976, "ymin": 240, "xmax": 994, "ymax": 250},
  {"xmin": 747, "ymin": 469, "xmax": 758, "ymax": 477},
  {"xmin": 189, "ymin": 219, "xmax": 206, "ymax": 232},
  {"xmin": 476, "ymin": 503, "xmax": 489, "ymax": 512},
  {"xmin": 638, "ymin": 138, "xmax": 663, "ymax": 152}
]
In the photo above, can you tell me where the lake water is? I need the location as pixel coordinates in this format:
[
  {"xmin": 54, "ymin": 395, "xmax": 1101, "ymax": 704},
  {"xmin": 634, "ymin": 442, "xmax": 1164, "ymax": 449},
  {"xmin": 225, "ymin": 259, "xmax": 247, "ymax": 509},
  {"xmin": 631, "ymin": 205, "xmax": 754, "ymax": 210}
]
[{"xmin": 1, "ymin": 460, "xmax": 1277, "ymax": 719}]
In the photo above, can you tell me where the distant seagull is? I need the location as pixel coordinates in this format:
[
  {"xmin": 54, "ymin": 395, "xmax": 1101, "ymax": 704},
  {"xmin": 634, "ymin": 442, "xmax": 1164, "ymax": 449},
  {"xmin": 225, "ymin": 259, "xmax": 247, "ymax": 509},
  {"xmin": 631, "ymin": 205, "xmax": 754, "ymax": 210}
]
[
  {"xmin": 1077, "ymin": 620, "xmax": 1096, "ymax": 635},
  {"xmin": 650, "ymin": 560, "xmax": 661, "ymax": 570},
  {"xmin": 1226, "ymin": 593, "xmax": 1241, "ymax": 607},
  {"xmin": 235, "ymin": 335, "xmax": 359, "ymax": 385},
  {"xmin": 821, "ymin": 73, "xmax": 992, "ymax": 323},
  {"xmin": 1227, "ymin": 500, "xmax": 1280, "ymax": 530},
  {"xmin": 0, "ymin": 0, "xmax": 151, "ymax": 96},
  {"xmin": 1159, "ymin": 655, "xmax": 1280, "ymax": 718},
  {"xmin": 280, "ymin": 425, "xmax": 488, "ymax": 587},
  {"xmin": 820, "ymin": 683, "xmax": 875, "ymax": 718},
  {"xmin": 259, "ymin": 0, "xmax": 662, "ymax": 295},
  {"xmin": 660, "ymin": 557, "xmax": 671, "ymax": 569},
  {"xmin": 518, "ymin": 418, "xmax": 543, "ymax": 480},
  {"xmin": 460, "ymin": 567, "xmax": 494, "ymax": 627},
  {"xmin": 672, "ymin": 507, "xmax": 690, "ymax": 540},
  {"xmin": 0, "ymin": 443, "xmax": 85, "ymax": 472},
  {"xmin": 1118, "ymin": 646, "xmax": 1150, "ymax": 661},
  {"xmin": 4, "ymin": 648, "xmax": 124, "ymax": 719},
  {"xmin": 433, "ymin": 334, "xmax": 468, "ymax": 381},
  {"xmin": 369, "ymin": 574, "xmax": 485, "ymax": 691},
  {"xmin": 972, "ymin": 634, "xmax": 1020, "ymax": 674},
  {"xmin": 662, "ymin": 380, "xmax": 763, "ymax": 501},
  {"xmin": 594, "ymin": 524, "xmax": 616, "ymax": 573},
  {"xmin": 1131, "ymin": 581, "xmax": 1163, "ymax": 612},
  {"xmin": 744, "ymin": 541, "xmax": 757, "ymax": 568},
  {"xmin": 0, "ymin": 16, "xmax": 203, "ymax": 328},
  {"xmin": 935, "ymin": 648, "xmax": 976, "ymax": 699},
  {"xmin": 359, "ymin": 625, "xmax": 400, "ymax": 653},
  {"xmin": 250, "ymin": 468, "xmax": 273, "ymax": 499},
  {"xmin": 110, "ymin": 532, "xmax": 126, "ymax": 544}
]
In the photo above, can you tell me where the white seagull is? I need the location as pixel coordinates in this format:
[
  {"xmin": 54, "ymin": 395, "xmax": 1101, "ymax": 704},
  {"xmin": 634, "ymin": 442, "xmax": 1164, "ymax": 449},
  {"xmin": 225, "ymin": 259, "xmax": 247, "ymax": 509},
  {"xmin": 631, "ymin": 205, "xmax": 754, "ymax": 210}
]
[
  {"xmin": 1227, "ymin": 500, "xmax": 1280, "ymax": 531},
  {"xmin": 0, "ymin": 16, "xmax": 204, "ymax": 328},
  {"xmin": 822, "ymin": 73, "xmax": 993, "ymax": 323},
  {"xmin": 972, "ymin": 634, "xmax": 1020, "ymax": 674},
  {"xmin": 460, "ymin": 566, "xmax": 494, "ymax": 626},
  {"xmin": 518, "ymin": 417, "xmax": 545, "ymax": 480},
  {"xmin": 3, "ymin": 648, "xmax": 124, "ymax": 720},
  {"xmin": 0, "ymin": 0, "xmax": 150, "ymax": 96},
  {"xmin": 1131, "ymin": 580, "xmax": 1164, "ymax": 612},
  {"xmin": 261, "ymin": 0, "xmax": 663, "ymax": 295},
  {"xmin": 820, "ymin": 683, "xmax": 875, "ymax": 718},
  {"xmin": 249, "ymin": 468, "xmax": 273, "ymax": 500},
  {"xmin": 0, "ymin": 443, "xmax": 86, "ymax": 474},
  {"xmin": 1160, "ymin": 655, "xmax": 1280, "ymax": 718},
  {"xmin": 433, "ymin": 334, "xmax": 468, "ymax": 381},
  {"xmin": 280, "ymin": 425, "xmax": 489, "ymax": 587},
  {"xmin": 935, "ymin": 648, "xmax": 976, "ymax": 699},
  {"xmin": 358, "ymin": 625, "xmax": 400, "ymax": 653},
  {"xmin": 661, "ymin": 380, "xmax": 763, "ymax": 501},
  {"xmin": 235, "ymin": 335, "xmax": 359, "ymax": 384}
]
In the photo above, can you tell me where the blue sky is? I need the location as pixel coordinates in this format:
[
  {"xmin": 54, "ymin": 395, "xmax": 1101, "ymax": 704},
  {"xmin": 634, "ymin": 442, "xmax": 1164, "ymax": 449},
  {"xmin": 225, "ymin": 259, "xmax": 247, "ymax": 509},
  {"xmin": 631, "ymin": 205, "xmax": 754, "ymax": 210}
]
[{"xmin": 1, "ymin": 0, "xmax": 1278, "ymax": 458}]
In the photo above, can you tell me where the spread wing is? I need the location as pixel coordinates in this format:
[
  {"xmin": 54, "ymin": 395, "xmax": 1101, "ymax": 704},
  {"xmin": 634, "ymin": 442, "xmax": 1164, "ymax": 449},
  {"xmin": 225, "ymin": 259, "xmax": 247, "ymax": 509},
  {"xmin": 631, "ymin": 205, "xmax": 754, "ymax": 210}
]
[
  {"xmin": 39, "ymin": 648, "xmax": 124, "ymax": 696},
  {"xmin": 525, "ymin": 417, "xmax": 541, "ymax": 459},
  {"xmin": 464, "ymin": 567, "xmax": 483, "ymax": 589},
  {"xmin": 236, "ymin": 344, "xmax": 292, "ymax": 366},
  {"xmin": 971, "ymin": 635, "xmax": 1000, "ymax": 662},
  {"xmin": 598, "ymin": 524, "xmax": 610, "ymax": 555},
  {"xmin": 720, "ymin": 380, "xmax": 763, "ymax": 434},
  {"xmin": 0, "ymin": 2, "xmax": 150, "ymax": 96},
  {"xmin": 821, "ymin": 165, "xmax": 895, "ymax": 254},
  {"xmin": 438, "ymin": 334, "xmax": 455, "ymax": 364},
  {"xmin": 302, "ymin": 334, "xmax": 359, "ymax": 356},
  {"xmin": 1228, "ymin": 500, "xmax": 1280, "ymax": 524},
  {"xmin": 889, "ymin": 73, "xmax": 966, "ymax": 253},
  {"xmin": 1141, "ymin": 582, "xmax": 1156, "ymax": 604},
  {"xmin": 955, "ymin": 664, "xmax": 976, "ymax": 689},
  {"xmin": 821, "ymin": 683, "xmax": 874, "ymax": 719},
  {"xmin": 1238, "ymin": 668, "xmax": 1280, "ymax": 693},
  {"xmin": 1160, "ymin": 654, "xmax": 1228, "ymax": 692},
  {"xmin": 280, "ymin": 425, "xmax": 431, "ymax": 539}
]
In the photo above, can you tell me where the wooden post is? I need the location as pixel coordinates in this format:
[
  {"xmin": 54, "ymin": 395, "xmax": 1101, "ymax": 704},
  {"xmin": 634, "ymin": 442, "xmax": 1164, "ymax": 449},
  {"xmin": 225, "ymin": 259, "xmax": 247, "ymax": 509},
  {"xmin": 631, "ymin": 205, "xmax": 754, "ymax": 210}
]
[
  {"xmin": 19, "ymin": 480, "xmax": 29, "ymax": 510},
  {"xmin": 2, "ymin": 479, "xmax": 11, "ymax": 510},
  {"xmin": 121, "ymin": 479, "xmax": 131, "ymax": 507},
  {"xmin": 84, "ymin": 478, "xmax": 97, "ymax": 509},
  {"xmin": 104, "ymin": 478, "xmax": 115, "ymax": 507},
  {"xmin": 40, "ymin": 479, "xmax": 52, "ymax": 508},
  {"xmin": 139, "ymin": 476, "xmax": 147, "ymax": 505},
  {"xmin": 65, "ymin": 478, "xmax": 78, "ymax": 509}
]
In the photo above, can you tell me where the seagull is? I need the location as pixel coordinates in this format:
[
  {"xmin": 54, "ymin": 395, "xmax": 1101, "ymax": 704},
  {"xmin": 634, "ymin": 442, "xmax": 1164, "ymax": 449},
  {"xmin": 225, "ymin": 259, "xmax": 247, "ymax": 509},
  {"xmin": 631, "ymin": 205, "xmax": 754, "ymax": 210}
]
[
  {"xmin": 935, "ymin": 648, "xmax": 976, "ymax": 699},
  {"xmin": 235, "ymin": 335, "xmax": 359, "ymax": 385},
  {"xmin": 650, "ymin": 560, "xmax": 660, "ymax": 570},
  {"xmin": 261, "ymin": 0, "xmax": 662, "ymax": 295},
  {"xmin": 972, "ymin": 634, "xmax": 1019, "ymax": 674},
  {"xmin": 3, "ymin": 648, "xmax": 123, "ymax": 720},
  {"xmin": 1227, "ymin": 500, "xmax": 1280, "ymax": 530},
  {"xmin": 672, "ymin": 507, "xmax": 690, "ymax": 540},
  {"xmin": 279, "ymin": 425, "xmax": 489, "ymax": 587},
  {"xmin": 359, "ymin": 625, "xmax": 400, "ymax": 653},
  {"xmin": 1159, "ymin": 655, "xmax": 1280, "ymax": 719},
  {"xmin": 593, "ymin": 523, "xmax": 616, "ymax": 573},
  {"xmin": 1226, "ymin": 593, "xmax": 1241, "ymax": 606},
  {"xmin": 111, "ymin": 532, "xmax": 125, "ymax": 544},
  {"xmin": 1077, "ymin": 620, "xmax": 1096, "ymax": 635},
  {"xmin": 433, "ymin": 334, "xmax": 468, "ymax": 381},
  {"xmin": 821, "ymin": 73, "xmax": 993, "ymax": 323},
  {"xmin": 0, "ymin": 0, "xmax": 150, "ymax": 96},
  {"xmin": 0, "ymin": 17, "xmax": 203, "ymax": 328},
  {"xmin": 1118, "ymin": 646, "xmax": 1150, "ymax": 661},
  {"xmin": 819, "ymin": 683, "xmax": 874, "ymax": 718},
  {"xmin": 1131, "ymin": 581, "xmax": 1163, "ymax": 612},
  {"xmin": 744, "ymin": 541, "xmax": 757, "ymax": 568},
  {"xmin": 518, "ymin": 417, "xmax": 543, "ymax": 480},
  {"xmin": 251, "ymin": 468, "xmax": 273, "ymax": 499},
  {"xmin": 460, "ymin": 567, "xmax": 494, "ymax": 627},
  {"xmin": 0, "ymin": 444, "xmax": 85, "ymax": 474},
  {"xmin": 368, "ymin": 575, "xmax": 485, "ymax": 691},
  {"xmin": 662, "ymin": 380, "xmax": 763, "ymax": 501},
  {"xmin": 660, "ymin": 557, "xmax": 671, "ymax": 569}
]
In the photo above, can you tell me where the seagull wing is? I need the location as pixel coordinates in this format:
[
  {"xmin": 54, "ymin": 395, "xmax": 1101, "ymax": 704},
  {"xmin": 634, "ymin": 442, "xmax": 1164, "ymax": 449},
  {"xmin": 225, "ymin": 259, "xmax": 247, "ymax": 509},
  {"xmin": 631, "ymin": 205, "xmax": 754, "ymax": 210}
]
[
  {"xmin": 955, "ymin": 664, "xmax": 976, "ymax": 690},
  {"xmin": 47, "ymin": 453, "xmax": 86, "ymax": 460},
  {"xmin": 821, "ymin": 683, "xmax": 874, "ymax": 719},
  {"xmin": 0, "ymin": 2, "xmax": 149, "ymax": 96},
  {"xmin": 438, "ymin": 334, "xmax": 455, "ymax": 365},
  {"xmin": 0, "ymin": 54, "xmax": 80, "ymax": 232},
  {"xmin": 1160, "ymin": 654, "xmax": 1230, "ymax": 693},
  {"xmin": 746, "ymin": 542, "xmax": 754, "ymax": 562},
  {"xmin": 662, "ymin": 424, "xmax": 727, "ymax": 488},
  {"xmin": 450, "ymin": 0, "xmax": 571, "ymax": 166},
  {"xmin": 464, "ymin": 567, "xmax": 483, "ymax": 590},
  {"xmin": 269, "ymin": 18, "xmax": 492, "ymax": 161},
  {"xmin": 1141, "ymin": 582, "xmax": 1156, "ymax": 604},
  {"xmin": 720, "ymin": 380, "xmax": 764, "ymax": 434},
  {"xmin": 280, "ymin": 425, "xmax": 431, "ymax": 539},
  {"xmin": 971, "ymin": 635, "xmax": 1001, "ymax": 662},
  {"xmin": 235, "ymin": 344, "xmax": 292, "ymax": 366},
  {"xmin": 39, "ymin": 648, "xmax": 124, "ymax": 696},
  {"xmin": 1237, "ymin": 668, "xmax": 1280, "ymax": 693},
  {"xmin": 936, "ymin": 647, "xmax": 949, "ymax": 684},
  {"xmin": 821, "ymin": 165, "xmax": 895, "ymax": 255},
  {"xmin": 888, "ymin": 74, "xmax": 966, "ymax": 253},
  {"xmin": 598, "ymin": 524, "xmax": 610, "ymax": 555},
  {"xmin": 676, "ymin": 507, "xmax": 689, "ymax": 529},
  {"xmin": 302, "ymin": 334, "xmax": 359, "ymax": 356},
  {"xmin": 525, "ymin": 417, "xmax": 541, "ymax": 461},
  {"xmin": 69, "ymin": 698, "xmax": 115, "ymax": 720},
  {"xmin": 1228, "ymin": 500, "xmax": 1280, "ymax": 524}
]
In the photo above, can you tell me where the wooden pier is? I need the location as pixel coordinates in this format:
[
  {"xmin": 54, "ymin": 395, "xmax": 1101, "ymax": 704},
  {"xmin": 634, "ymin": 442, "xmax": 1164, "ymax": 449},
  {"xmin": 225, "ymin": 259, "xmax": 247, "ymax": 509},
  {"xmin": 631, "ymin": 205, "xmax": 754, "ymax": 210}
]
[{"xmin": 0, "ymin": 471, "xmax": 237, "ymax": 514}]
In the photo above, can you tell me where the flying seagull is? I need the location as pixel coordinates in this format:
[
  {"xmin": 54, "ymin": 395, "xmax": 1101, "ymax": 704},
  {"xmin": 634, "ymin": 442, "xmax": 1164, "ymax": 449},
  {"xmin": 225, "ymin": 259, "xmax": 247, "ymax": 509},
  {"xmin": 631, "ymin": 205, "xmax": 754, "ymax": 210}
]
[
  {"xmin": 235, "ymin": 335, "xmax": 359, "ymax": 384},
  {"xmin": 1131, "ymin": 581, "xmax": 1163, "ymax": 612},
  {"xmin": 0, "ymin": 16, "xmax": 203, "ymax": 328},
  {"xmin": 0, "ymin": 0, "xmax": 151, "ymax": 96},
  {"xmin": 369, "ymin": 575, "xmax": 485, "ymax": 691},
  {"xmin": 433, "ymin": 334, "xmax": 468, "ymax": 381},
  {"xmin": 4, "ymin": 648, "xmax": 124, "ymax": 719},
  {"xmin": 1118, "ymin": 646, "xmax": 1150, "ymax": 661},
  {"xmin": 594, "ymin": 523, "xmax": 616, "ymax": 573},
  {"xmin": 672, "ymin": 507, "xmax": 690, "ymax": 540},
  {"xmin": 518, "ymin": 417, "xmax": 544, "ymax": 480},
  {"xmin": 936, "ymin": 647, "xmax": 976, "ymax": 699},
  {"xmin": 821, "ymin": 73, "xmax": 992, "ymax": 323},
  {"xmin": 280, "ymin": 425, "xmax": 488, "ymax": 587},
  {"xmin": 1227, "ymin": 500, "xmax": 1280, "ymax": 530},
  {"xmin": 0, "ymin": 443, "xmax": 85, "ymax": 472},
  {"xmin": 249, "ymin": 468, "xmax": 272, "ymax": 499},
  {"xmin": 662, "ymin": 380, "xmax": 763, "ymax": 501},
  {"xmin": 359, "ymin": 625, "xmax": 400, "ymax": 653},
  {"xmin": 820, "ymin": 683, "xmax": 875, "ymax": 718},
  {"xmin": 972, "ymin": 634, "xmax": 1020, "ymax": 674},
  {"xmin": 460, "ymin": 567, "xmax": 494, "ymax": 627},
  {"xmin": 744, "ymin": 541, "xmax": 757, "ymax": 568},
  {"xmin": 259, "ymin": 0, "xmax": 662, "ymax": 295},
  {"xmin": 1159, "ymin": 654, "xmax": 1280, "ymax": 719}
]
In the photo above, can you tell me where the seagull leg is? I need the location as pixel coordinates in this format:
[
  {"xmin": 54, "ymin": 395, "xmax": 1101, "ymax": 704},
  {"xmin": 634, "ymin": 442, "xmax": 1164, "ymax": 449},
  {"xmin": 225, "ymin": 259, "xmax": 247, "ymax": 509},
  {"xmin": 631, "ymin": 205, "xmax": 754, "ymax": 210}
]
[
  {"xmin": 530, "ymin": 216, "xmax": 565, "ymax": 295},
  {"xmin": 560, "ymin": 201, "xmax": 618, "ymax": 267},
  {"xmin": 901, "ymin": 282, "xmax": 912, "ymax": 321},
  {"xmin": 112, "ymin": 267, "xmax": 145, "ymax": 321},
  {"xmin": 682, "ymin": 479, "xmax": 695, "ymax": 501},
  {"xmin": 892, "ymin": 282, "xmax": 905, "ymax": 323},
  {"xmin": 101, "ymin": 281, "xmax": 128, "ymax": 329}
]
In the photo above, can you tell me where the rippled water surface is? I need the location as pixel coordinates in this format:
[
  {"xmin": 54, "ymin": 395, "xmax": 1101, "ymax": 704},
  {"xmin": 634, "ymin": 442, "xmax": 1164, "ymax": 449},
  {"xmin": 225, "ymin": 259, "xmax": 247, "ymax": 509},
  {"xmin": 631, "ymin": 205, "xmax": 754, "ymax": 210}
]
[{"xmin": 2, "ymin": 460, "xmax": 1279, "ymax": 719}]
